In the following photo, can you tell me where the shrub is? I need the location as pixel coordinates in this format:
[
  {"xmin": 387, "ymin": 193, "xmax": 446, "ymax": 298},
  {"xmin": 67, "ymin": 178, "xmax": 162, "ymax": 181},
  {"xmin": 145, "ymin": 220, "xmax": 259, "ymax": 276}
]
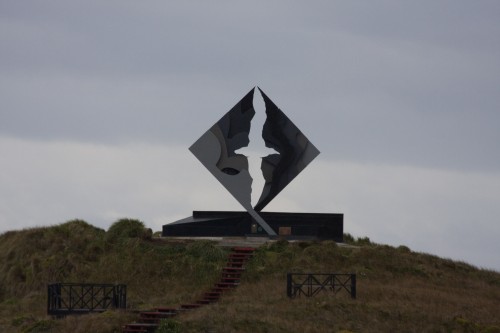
[
  {"xmin": 106, "ymin": 218, "xmax": 150, "ymax": 242},
  {"xmin": 356, "ymin": 236, "xmax": 371, "ymax": 246},
  {"xmin": 343, "ymin": 233, "xmax": 355, "ymax": 244},
  {"xmin": 186, "ymin": 240, "xmax": 226, "ymax": 262},
  {"xmin": 267, "ymin": 239, "xmax": 289, "ymax": 252},
  {"xmin": 57, "ymin": 219, "xmax": 105, "ymax": 235},
  {"xmin": 397, "ymin": 245, "xmax": 411, "ymax": 253}
]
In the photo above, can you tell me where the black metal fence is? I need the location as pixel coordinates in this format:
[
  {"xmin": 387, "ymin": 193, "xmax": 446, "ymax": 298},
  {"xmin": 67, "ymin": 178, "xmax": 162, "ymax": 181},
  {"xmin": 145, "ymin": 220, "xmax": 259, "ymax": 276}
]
[
  {"xmin": 47, "ymin": 283, "xmax": 127, "ymax": 316},
  {"xmin": 287, "ymin": 273, "xmax": 356, "ymax": 299}
]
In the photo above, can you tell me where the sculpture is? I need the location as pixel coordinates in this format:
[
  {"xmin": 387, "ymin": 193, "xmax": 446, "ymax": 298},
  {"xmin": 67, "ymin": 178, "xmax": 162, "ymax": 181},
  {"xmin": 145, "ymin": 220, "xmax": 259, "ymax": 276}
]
[{"xmin": 189, "ymin": 87, "xmax": 320, "ymax": 236}]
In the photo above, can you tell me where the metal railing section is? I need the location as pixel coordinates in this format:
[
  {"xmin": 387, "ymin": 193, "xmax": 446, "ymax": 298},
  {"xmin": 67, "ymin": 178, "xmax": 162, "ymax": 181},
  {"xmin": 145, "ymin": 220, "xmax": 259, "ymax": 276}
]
[
  {"xmin": 287, "ymin": 273, "xmax": 356, "ymax": 299},
  {"xmin": 47, "ymin": 283, "xmax": 126, "ymax": 316}
]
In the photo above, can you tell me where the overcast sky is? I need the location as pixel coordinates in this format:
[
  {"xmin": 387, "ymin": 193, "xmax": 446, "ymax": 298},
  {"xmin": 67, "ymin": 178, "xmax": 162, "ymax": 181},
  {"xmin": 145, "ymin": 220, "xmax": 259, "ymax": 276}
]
[{"xmin": 1, "ymin": 1, "xmax": 499, "ymax": 271}]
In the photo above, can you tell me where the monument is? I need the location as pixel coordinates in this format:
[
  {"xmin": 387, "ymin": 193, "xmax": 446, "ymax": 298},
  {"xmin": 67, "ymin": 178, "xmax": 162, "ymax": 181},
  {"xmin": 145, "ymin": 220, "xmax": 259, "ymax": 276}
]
[{"xmin": 162, "ymin": 87, "xmax": 343, "ymax": 241}]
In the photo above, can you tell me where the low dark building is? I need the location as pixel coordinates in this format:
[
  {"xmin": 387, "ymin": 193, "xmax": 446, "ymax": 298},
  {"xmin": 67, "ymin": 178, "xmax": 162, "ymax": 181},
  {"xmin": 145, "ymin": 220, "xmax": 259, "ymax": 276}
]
[{"xmin": 163, "ymin": 211, "xmax": 343, "ymax": 242}]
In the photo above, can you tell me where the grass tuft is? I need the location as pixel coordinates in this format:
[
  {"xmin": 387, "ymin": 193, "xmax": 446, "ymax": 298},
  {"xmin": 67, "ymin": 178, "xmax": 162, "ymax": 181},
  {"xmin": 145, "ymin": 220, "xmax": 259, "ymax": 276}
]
[{"xmin": 157, "ymin": 318, "xmax": 182, "ymax": 333}]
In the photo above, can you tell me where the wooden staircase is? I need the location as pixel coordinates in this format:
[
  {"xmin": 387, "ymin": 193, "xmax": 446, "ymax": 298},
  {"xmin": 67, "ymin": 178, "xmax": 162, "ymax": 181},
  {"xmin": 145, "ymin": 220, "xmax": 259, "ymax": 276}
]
[{"xmin": 122, "ymin": 247, "xmax": 255, "ymax": 333}]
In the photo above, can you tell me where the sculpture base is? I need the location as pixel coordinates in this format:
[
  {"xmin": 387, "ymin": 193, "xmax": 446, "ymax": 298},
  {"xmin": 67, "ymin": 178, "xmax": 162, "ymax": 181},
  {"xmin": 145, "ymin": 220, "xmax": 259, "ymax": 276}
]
[{"xmin": 162, "ymin": 211, "xmax": 343, "ymax": 242}]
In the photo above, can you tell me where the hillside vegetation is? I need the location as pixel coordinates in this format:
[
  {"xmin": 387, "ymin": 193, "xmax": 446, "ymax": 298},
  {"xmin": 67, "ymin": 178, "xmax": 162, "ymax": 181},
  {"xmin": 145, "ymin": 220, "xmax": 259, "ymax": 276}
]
[{"xmin": 0, "ymin": 220, "xmax": 499, "ymax": 333}]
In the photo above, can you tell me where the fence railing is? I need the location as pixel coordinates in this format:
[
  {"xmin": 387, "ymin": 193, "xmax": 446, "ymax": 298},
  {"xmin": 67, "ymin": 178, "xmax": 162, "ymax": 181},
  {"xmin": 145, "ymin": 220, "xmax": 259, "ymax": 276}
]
[
  {"xmin": 47, "ymin": 283, "xmax": 127, "ymax": 316},
  {"xmin": 287, "ymin": 273, "xmax": 356, "ymax": 299}
]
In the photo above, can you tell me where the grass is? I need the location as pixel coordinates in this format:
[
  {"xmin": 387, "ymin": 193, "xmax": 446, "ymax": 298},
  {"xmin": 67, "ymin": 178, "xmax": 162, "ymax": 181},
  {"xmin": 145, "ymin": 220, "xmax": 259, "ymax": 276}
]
[
  {"xmin": 179, "ymin": 240, "xmax": 500, "ymax": 332},
  {"xmin": 0, "ymin": 221, "xmax": 499, "ymax": 332},
  {"xmin": 0, "ymin": 219, "xmax": 227, "ymax": 332}
]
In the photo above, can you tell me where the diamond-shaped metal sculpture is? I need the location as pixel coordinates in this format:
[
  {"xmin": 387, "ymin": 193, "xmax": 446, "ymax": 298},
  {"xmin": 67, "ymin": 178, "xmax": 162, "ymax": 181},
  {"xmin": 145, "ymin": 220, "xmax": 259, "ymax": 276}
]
[{"xmin": 190, "ymin": 87, "xmax": 319, "ymax": 236}]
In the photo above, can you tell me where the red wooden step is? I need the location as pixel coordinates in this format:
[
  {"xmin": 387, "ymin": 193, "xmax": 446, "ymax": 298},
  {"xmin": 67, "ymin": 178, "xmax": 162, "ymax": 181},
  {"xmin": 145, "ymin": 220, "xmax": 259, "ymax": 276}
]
[
  {"xmin": 222, "ymin": 266, "xmax": 245, "ymax": 274},
  {"xmin": 122, "ymin": 327, "xmax": 147, "ymax": 333},
  {"xmin": 155, "ymin": 307, "xmax": 177, "ymax": 313},
  {"xmin": 220, "ymin": 276, "xmax": 241, "ymax": 282},
  {"xmin": 221, "ymin": 274, "xmax": 241, "ymax": 279},
  {"xmin": 229, "ymin": 253, "xmax": 253, "ymax": 258},
  {"xmin": 226, "ymin": 262, "xmax": 245, "ymax": 267},
  {"xmin": 216, "ymin": 282, "xmax": 239, "ymax": 288},
  {"xmin": 212, "ymin": 286, "xmax": 234, "ymax": 292},
  {"xmin": 140, "ymin": 311, "xmax": 177, "ymax": 320},
  {"xmin": 227, "ymin": 258, "xmax": 245, "ymax": 263},
  {"xmin": 203, "ymin": 295, "xmax": 220, "ymax": 300},
  {"xmin": 196, "ymin": 299, "xmax": 211, "ymax": 305},
  {"xmin": 139, "ymin": 317, "xmax": 163, "ymax": 324},
  {"xmin": 203, "ymin": 297, "xmax": 219, "ymax": 302},
  {"xmin": 230, "ymin": 251, "xmax": 254, "ymax": 255},
  {"xmin": 226, "ymin": 264, "xmax": 245, "ymax": 269},
  {"xmin": 229, "ymin": 255, "xmax": 248, "ymax": 259},
  {"xmin": 233, "ymin": 247, "xmax": 256, "ymax": 252},
  {"xmin": 223, "ymin": 266, "xmax": 245, "ymax": 271},
  {"xmin": 180, "ymin": 303, "xmax": 202, "ymax": 310},
  {"xmin": 205, "ymin": 291, "xmax": 222, "ymax": 297},
  {"xmin": 124, "ymin": 323, "xmax": 158, "ymax": 328},
  {"xmin": 227, "ymin": 256, "xmax": 250, "ymax": 263},
  {"xmin": 122, "ymin": 323, "xmax": 157, "ymax": 333},
  {"xmin": 231, "ymin": 248, "xmax": 255, "ymax": 252},
  {"xmin": 122, "ymin": 329, "xmax": 147, "ymax": 333},
  {"xmin": 228, "ymin": 256, "xmax": 252, "ymax": 262},
  {"xmin": 141, "ymin": 311, "xmax": 176, "ymax": 317}
]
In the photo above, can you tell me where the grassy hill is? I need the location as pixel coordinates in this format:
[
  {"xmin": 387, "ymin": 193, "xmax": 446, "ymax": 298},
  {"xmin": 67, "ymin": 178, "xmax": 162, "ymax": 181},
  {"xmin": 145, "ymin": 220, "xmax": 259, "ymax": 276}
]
[{"xmin": 0, "ymin": 220, "xmax": 499, "ymax": 333}]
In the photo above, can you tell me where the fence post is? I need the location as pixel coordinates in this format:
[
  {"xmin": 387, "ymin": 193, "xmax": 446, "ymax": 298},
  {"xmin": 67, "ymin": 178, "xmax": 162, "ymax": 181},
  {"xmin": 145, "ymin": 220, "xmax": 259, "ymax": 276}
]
[
  {"xmin": 350, "ymin": 274, "xmax": 356, "ymax": 299},
  {"xmin": 112, "ymin": 285, "xmax": 117, "ymax": 308},
  {"xmin": 57, "ymin": 284, "xmax": 62, "ymax": 309},
  {"xmin": 47, "ymin": 285, "xmax": 51, "ymax": 314},
  {"xmin": 286, "ymin": 273, "xmax": 292, "ymax": 298},
  {"xmin": 122, "ymin": 285, "xmax": 127, "ymax": 309}
]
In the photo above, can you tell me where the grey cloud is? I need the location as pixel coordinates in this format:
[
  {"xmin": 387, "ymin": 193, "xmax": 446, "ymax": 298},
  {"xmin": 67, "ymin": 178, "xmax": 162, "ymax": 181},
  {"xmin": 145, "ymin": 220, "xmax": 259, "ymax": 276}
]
[{"xmin": 1, "ymin": 1, "xmax": 500, "ymax": 270}]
